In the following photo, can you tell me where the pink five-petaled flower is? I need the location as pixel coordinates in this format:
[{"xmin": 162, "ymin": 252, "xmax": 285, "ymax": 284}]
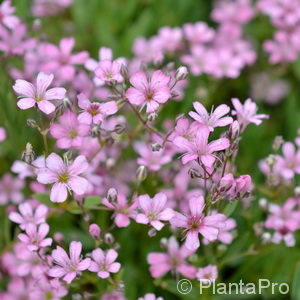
[
  {"xmin": 18, "ymin": 223, "xmax": 52, "ymax": 251},
  {"xmin": 170, "ymin": 196, "xmax": 226, "ymax": 250},
  {"xmin": 231, "ymin": 98, "xmax": 269, "ymax": 130},
  {"xmin": 102, "ymin": 193, "xmax": 137, "ymax": 227},
  {"xmin": 9, "ymin": 202, "xmax": 48, "ymax": 230},
  {"xmin": 126, "ymin": 70, "xmax": 171, "ymax": 113},
  {"xmin": 37, "ymin": 153, "xmax": 89, "ymax": 202},
  {"xmin": 173, "ymin": 125, "xmax": 230, "ymax": 168},
  {"xmin": 138, "ymin": 294, "xmax": 163, "ymax": 300},
  {"xmin": 48, "ymin": 241, "xmax": 91, "ymax": 284},
  {"xmin": 13, "ymin": 72, "xmax": 66, "ymax": 114},
  {"xmin": 196, "ymin": 265, "xmax": 218, "ymax": 283},
  {"xmin": 95, "ymin": 59, "xmax": 123, "ymax": 83},
  {"xmin": 77, "ymin": 93, "xmax": 118, "ymax": 125},
  {"xmin": 50, "ymin": 110, "xmax": 90, "ymax": 149},
  {"xmin": 88, "ymin": 248, "xmax": 121, "ymax": 278},
  {"xmin": 0, "ymin": 0, "xmax": 20, "ymax": 29},
  {"xmin": 147, "ymin": 236, "xmax": 196, "ymax": 278},
  {"xmin": 136, "ymin": 193, "xmax": 174, "ymax": 231},
  {"xmin": 189, "ymin": 102, "xmax": 233, "ymax": 131}
]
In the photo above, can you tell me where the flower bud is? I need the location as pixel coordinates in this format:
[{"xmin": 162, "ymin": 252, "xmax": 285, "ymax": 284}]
[
  {"xmin": 136, "ymin": 165, "xmax": 147, "ymax": 182},
  {"xmin": 229, "ymin": 120, "xmax": 240, "ymax": 140},
  {"xmin": 26, "ymin": 119, "xmax": 39, "ymax": 129},
  {"xmin": 53, "ymin": 232, "xmax": 64, "ymax": 243},
  {"xmin": 120, "ymin": 64, "xmax": 129, "ymax": 80},
  {"xmin": 104, "ymin": 233, "xmax": 114, "ymax": 244},
  {"xmin": 236, "ymin": 175, "xmax": 252, "ymax": 197},
  {"xmin": 151, "ymin": 143, "xmax": 162, "ymax": 152},
  {"xmin": 175, "ymin": 66, "xmax": 188, "ymax": 81},
  {"xmin": 262, "ymin": 232, "xmax": 272, "ymax": 243},
  {"xmin": 188, "ymin": 168, "xmax": 201, "ymax": 179},
  {"xmin": 148, "ymin": 228, "xmax": 157, "ymax": 237},
  {"xmin": 107, "ymin": 188, "xmax": 118, "ymax": 204},
  {"xmin": 147, "ymin": 112, "xmax": 158, "ymax": 122},
  {"xmin": 114, "ymin": 123, "xmax": 126, "ymax": 134},
  {"xmin": 272, "ymin": 136, "xmax": 284, "ymax": 152},
  {"xmin": 89, "ymin": 224, "xmax": 101, "ymax": 239},
  {"xmin": 219, "ymin": 173, "xmax": 235, "ymax": 192},
  {"xmin": 21, "ymin": 143, "xmax": 36, "ymax": 164},
  {"xmin": 266, "ymin": 154, "xmax": 276, "ymax": 167},
  {"xmin": 91, "ymin": 124, "xmax": 101, "ymax": 138},
  {"xmin": 295, "ymin": 186, "xmax": 300, "ymax": 197},
  {"xmin": 160, "ymin": 238, "xmax": 168, "ymax": 249},
  {"xmin": 259, "ymin": 198, "xmax": 268, "ymax": 209}
]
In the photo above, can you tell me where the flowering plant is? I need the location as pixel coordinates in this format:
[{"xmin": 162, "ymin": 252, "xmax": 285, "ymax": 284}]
[{"xmin": 0, "ymin": 0, "xmax": 300, "ymax": 299}]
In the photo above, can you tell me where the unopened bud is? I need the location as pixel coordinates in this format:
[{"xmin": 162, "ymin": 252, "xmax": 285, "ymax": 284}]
[
  {"xmin": 26, "ymin": 119, "xmax": 38, "ymax": 129},
  {"xmin": 262, "ymin": 232, "xmax": 272, "ymax": 243},
  {"xmin": 114, "ymin": 123, "xmax": 126, "ymax": 134},
  {"xmin": 272, "ymin": 136, "xmax": 284, "ymax": 152},
  {"xmin": 188, "ymin": 168, "xmax": 201, "ymax": 179},
  {"xmin": 21, "ymin": 143, "xmax": 36, "ymax": 164},
  {"xmin": 106, "ymin": 158, "xmax": 116, "ymax": 169},
  {"xmin": 175, "ymin": 66, "xmax": 188, "ymax": 81},
  {"xmin": 120, "ymin": 64, "xmax": 129, "ymax": 80},
  {"xmin": 53, "ymin": 232, "xmax": 64, "ymax": 243},
  {"xmin": 148, "ymin": 228, "xmax": 157, "ymax": 237},
  {"xmin": 89, "ymin": 224, "xmax": 101, "ymax": 239},
  {"xmin": 107, "ymin": 188, "xmax": 118, "ymax": 203},
  {"xmin": 136, "ymin": 165, "xmax": 147, "ymax": 182},
  {"xmin": 166, "ymin": 62, "xmax": 175, "ymax": 71},
  {"xmin": 147, "ymin": 112, "xmax": 158, "ymax": 122},
  {"xmin": 104, "ymin": 233, "xmax": 114, "ymax": 244},
  {"xmin": 295, "ymin": 186, "xmax": 300, "ymax": 197},
  {"xmin": 229, "ymin": 120, "xmax": 240, "ymax": 140},
  {"xmin": 91, "ymin": 124, "xmax": 101, "ymax": 138},
  {"xmin": 32, "ymin": 19, "xmax": 42, "ymax": 31},
  {"xmin": 160, "ymin": 238, "xmax": 168, "ymax": 249},
  {"xmin": 151, "ymin": 143, "xmax": 162, "ymax": 152},
  {"xmin": 259, "ymin": 198, "xmax": 268, "ymax": 209},
  {"xmin": 266, "ymin": 154, "xmax": 276, "ymax": 167}
]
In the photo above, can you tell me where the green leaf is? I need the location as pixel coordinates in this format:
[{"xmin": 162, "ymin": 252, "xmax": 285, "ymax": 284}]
[
  {"xmin": 84, "ymin": 196, "xmax": 101, "ymax": 208},
  {"xmin": 292, "ymin": 262, "xmax": 300, "ymax": 300},
  {"xmin": 32, "ymin": 193, "xmax": 56, "ymax": 207},
  {"xmin": 224, "ymin": 200, "xmax": 239, "ymax": 217}
]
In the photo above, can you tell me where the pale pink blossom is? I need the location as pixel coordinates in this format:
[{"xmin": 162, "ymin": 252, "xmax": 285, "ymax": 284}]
[
  {"xmin": 173, "ymin": 125, "xmax": 230, "ymax": 167},
  {"xmin": 183, "ymin": 22, "xmax": 215, "ymax": 44},
  {"xmin": 134, "ymin": 142, "xmax": 171, "ymax": 171},
  {"xmin": 136, "ymin": 193, "xmax": 174, "ymax": 231},
  {"xmin": 9, "ymin": 202, "xmax": 48, "ymax": 230},
  {"xmin": 0, "ymin": 0, "xmax": 20, "ymax": 29},
  {"xmin": 42, "ymin": 37, "xmax": 88, "ymax": 82},
  {"xmin": 32, "ymin": 0, "xmax": 73, "ymax": 17},
  {"xmin": 88, "ymin": 248, "xmax": 121, "ymax": 278},
  {"xmin": 170, "ymin": 196, "xmax": 226, "ymax": 250},
  {"xmin": 196, "ymin": 265, "xmax": 218, "ymax": 283},
  {"xmin": 138, "ymin": 294, "xmax": 163, "ymax": 300},
  {"xmin": 0, "ymin": 127, "xmax": 6, "ymax": 141},
  {"xmin": 0, "ymin": 173, "xmax": 24, "ymax": 205},
  {"xmin": 126, "ymin": 70, "xmax": 171, "ymax": 113},
  {"xmin": 77, "ymin": 93, "xmax": 118, "ymax": 124},
  {"xmin": 189, "ymin": 102, "xmax": 233, "ymax": 131},
  {"xmin": 231, "ymin": 98, "xmax": 269, "ymax": 130},
  {"xmin": 13, "ymin": 72, "xmax": 66, "ymax": 114},
  {"xmin": 102, "ymin": 193, "xmax": 137, "ymax": 227},
  {"xmin": 37, "ymin": 153, "xmax": 89, "ymax": 202},
  {"xmin": 48, "ymin": 241, "xmax": 91, "ymax": 283},
  {"xmin": 18, "ymin": 223, "xmax": 52, "ymax": 251},
  {"xmin": 50, "ymin": 110, "xmax": 90, "ymax": 149},
  {"xmin": 95, "ymin": 59, "xmax": 123, "ymax": 83},
  {"xmin": 102, "ymin": 291, "xmax": 126, "ymax": 300},
  {"xmin": 157, "ymin": 26, "xmax": 183, "ymax": 52},
  {"xmin": 147, "ymin": 236, "xmax": 196, "ymax": 278}
]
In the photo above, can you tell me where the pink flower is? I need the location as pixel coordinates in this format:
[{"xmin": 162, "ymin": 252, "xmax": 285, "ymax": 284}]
[
  {"xmin": 0, "ymin": 126, "xmax": 6, "ymax": 141},
  {"xmin": 265, "ymin": 199, "xmax": 300, "ymax": 247},
  {"xmin": 157, "ymin": 26, "xmax": 183, "ymax": 52},
  {"xmin": 236, "ymin": 175, "xmax": 252, "ymax": 197},
  {"xmin": 126, "ymin": 70, "xmax": 171, "ymax": 113},
  {"xmin": 95, "ymin": 59, "xmax": 123, "ymax": 83},
  {"xmin": 134, "ymin": 142, "xmax": 171, "ymax": 171},
  {"xmin": 18, "ymin": 223, "xmax": 52, "ymax": 251},
  {"xmin": 89, "ymin": 223, "xmax": 101, "ymax": 239},
  {"xmin": 147, "ymin": 237, "xmax": 196, "ymax": 278},
  {"xmin": 102, "ymin": 291, "xmax": 126, "ymax": 300},
  {"xmin": 170, "ymin": 196, "xmax": 226, "ymax": 250},
  {"xmin": 136, "ymin": 193, "xmax": 174, "ymax": 231},
  {"xmin": 138, "ymin": 294, "xmax": 163, "ymax": 300},
  {"xmin": 42, "ymin": 37, "xmax": 88, "ymax": 82},
  {"xmin": 0, "ymin": 0, "xmax": 20, "ymax": 29},
  {"xmin": 196, "ymin": 265, "xmax": 218, "ymax": 283},
  {"xmin": 102, "ymin": 193, "xmax": 137, "ymax": 227},
  {"xmin": 32, "ymin": 0, "xmax": 73, "ymax": 17},
  {"xmin": 0, "ymin": 23, "xmax": 35, "ymax": 55},
  {"xmin": 88, "ymin": 248, "xmax": 121, "ymax": 278},
  {"xmin": 48, "ymin": 241, "xmax": 91, "ymax": 283},
  {"xmin": 231, "ymin": 98, "xmax": 268, "ymax": 130},
  {"xmin": 189, "ymin": 102, "xmax": 233, "ymax": 131},
  {"xmin": 37, "ymin": 153, "xmax": 89, "ymax": 202},
  {"xmin": 0, "ymin": 173, "xmax": 24, "ymax": 205},
  {"xmin": 9, "ymin": 202, "xmax": 48, "ymax": 230},
  {"xmin": 13, "ymin": 72, "xmax": 66, "ymax": 114},
  {"xmin": 183, "ymin": 22, "xmax": 215, "ymax": 44},
  {"xmin": 77, "ymin": 93, "xmax": 118, "ymax": 124},
  {"xmin": 173, "ymin": 125, "xmax": 230, "ymax": 167},
  {"xmin": 50, "ymin": 110, "xmax": 90, "ymax": 149}
]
